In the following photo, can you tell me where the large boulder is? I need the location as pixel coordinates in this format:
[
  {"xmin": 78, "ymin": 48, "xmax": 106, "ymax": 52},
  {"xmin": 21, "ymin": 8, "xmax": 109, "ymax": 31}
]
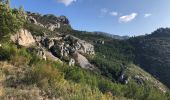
[
  {"xmin": 11, "ymin": 29, "xmax": 35, "ymax": 47},
  {"xmin": 74, "ymin": 52, "xmax": 94, "ymax": 70},
  {"xmin": 45, "ymin": 50, "xmax": 62, "ymax": 63}
]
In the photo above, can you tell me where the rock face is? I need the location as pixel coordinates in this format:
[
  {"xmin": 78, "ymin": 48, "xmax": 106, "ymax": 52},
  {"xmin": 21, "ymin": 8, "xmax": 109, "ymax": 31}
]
[{"xmin": 11, "ymin": 29, "xmax": 35, "ymax": 47}]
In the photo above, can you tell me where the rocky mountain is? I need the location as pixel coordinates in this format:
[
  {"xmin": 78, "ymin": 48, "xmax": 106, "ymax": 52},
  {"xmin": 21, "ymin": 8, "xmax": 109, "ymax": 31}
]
[{"xmin": 0, "ymin": 1, "xmax": 170, "ymax": 99}]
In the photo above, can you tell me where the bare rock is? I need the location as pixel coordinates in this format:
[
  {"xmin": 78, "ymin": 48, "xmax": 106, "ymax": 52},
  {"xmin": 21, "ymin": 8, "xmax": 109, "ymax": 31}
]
[
  {"xmin": 27, "ymin": 16, "xmax": 37, "ymax": 24},
  {"xmin": 134, "ymin": 75, "xmax": 144, "ymax": 85},
  {"xmin": 69, "ymin": 58, "xmax": 75, "ymax": 66},
  {"xmin": 45, "ymin": 50, "xmax": 62, "ymax": 63},
  {"xmin": 74, "ymin": 52, "xmax": 94, "ymax": 70},
  {"xmin": 11, "ymin": 29, "xmax": 35, "ymax": 47},
  {"xmin": 36, "ymin": 48, "xmax": 47, "ymax": 60},
  {"xmin": 46, "ymin": 23, "xmax": 60, "ymax": 31},
  {"xmin": 63, "ymin": 35, "xmax": 95, "ymax": 55},
  {"xmin": 118, "ymin": 71, "xmax": 129, "ymax": 84},
  {"xmin": 79, "ymin": 41, "xmax": 95, "ymax": 55}
]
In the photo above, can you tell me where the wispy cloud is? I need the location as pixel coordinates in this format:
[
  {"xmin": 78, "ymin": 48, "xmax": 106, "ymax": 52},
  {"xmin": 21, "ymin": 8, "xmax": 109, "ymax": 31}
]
[
  {"xmin": 99, "ymin": 8, "xmax": 108, "ymax": 17},
  {"xmin": 100, "ymin": 9, "xmax": 119, "ymax": 18},
  {"xmin": 57, "ymin": 0, "xmax": 76, "ymax": 6},
  {"xmin": 119, "ymin": 13, "xmax": 138, "ymax": 23},
  {"xmin": 109, "ymin": 11, "xmax": 118, "ymax": 16},
  {"xmin": 144, "ymin": 13, "xmax": 152, "ymax": 18},
  {"xmin": 100, "ymin": 8, "xmax": 108, "ymax": 14}
]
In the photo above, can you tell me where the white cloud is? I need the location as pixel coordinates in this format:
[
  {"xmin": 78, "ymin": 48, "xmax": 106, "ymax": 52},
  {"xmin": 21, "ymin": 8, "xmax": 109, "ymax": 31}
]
[
  {"xmin": 57, "ymin": 0, "xmax": 76, "ymax": 6},
  {"xmin": 109, "ymin": 11, "xmax": 118, "ymax": 16},
  {"xmin": 144, "ymin": 13, "xmax": 152, "ymax": 18},
  {"xmin": 119, "ymin": 13, "xmax": 138, "ymax": 23}
]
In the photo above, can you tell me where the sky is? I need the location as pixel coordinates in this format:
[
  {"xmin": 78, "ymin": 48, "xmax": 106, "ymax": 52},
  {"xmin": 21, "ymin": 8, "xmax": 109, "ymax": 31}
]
[{"xmin": 10, "ymin": 0, "xmax": 170, "ymax": 36}]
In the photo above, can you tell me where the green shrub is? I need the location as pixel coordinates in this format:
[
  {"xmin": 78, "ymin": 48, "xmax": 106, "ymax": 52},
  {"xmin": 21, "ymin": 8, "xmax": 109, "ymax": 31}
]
[{"xmin": 0, "ymin": 43, "xmax": 17, "ymax": 60}]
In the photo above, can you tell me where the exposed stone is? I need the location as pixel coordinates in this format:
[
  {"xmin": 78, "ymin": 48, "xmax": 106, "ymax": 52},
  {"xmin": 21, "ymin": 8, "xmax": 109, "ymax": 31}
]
[
  {"xmin": 58, "ymin": 15, "xmax": 70, "ymax": 25},
  {"xmin": 41, "ymin": 37, "xmax": 63, "ymax": 49},
  {"xmin": 45, "ymin": 50, "xmax": 62, "ymax": 63},
  {"xmin": 74, "ymin": 52, "xmax": 94, "ymax": 70},
  {"xmin": 47, "ymin": 23, "xmax": 60, "ymax": 31},
  {"xmin": 42, "ymin": 38, "xmax": 55, "ymax": 49},
  {"xmin": 11, "ymin": 29, "xmax": 35, "ymax": 47},
  {"xmin": 134, "ymin": 75, "xmax": 144, "ymax": 85},
  {"xmin": 63, "ymin": 35, "xmax": 95, "ymax": 55},
  {"xmin": 34, "ymin": 36, "xmax": 42, "ymax": 42},
  {"xmin": 27, "ymin": 16, "xmax": 37, "ymax": 24},
  {"xmin": 36, "ymin": 48, "xmax": 47, "ymax": 60},
  {"xmin": 69, "ymin": 58, "xmax": 75, "ymax": 66},
  {"xmin": 78, "ymin": 40, "xmax": 95, "ymax": 55},
  {"xmin": 96, "ymin": 40, "xmax": 105, "ymax": 44},
  {"xmin": 118, "ymin": 70, "xmax": 129, "ymax": 84},
  {"xmin": 27, "ymin": 13, "xmax": 69, "ymax": 29},
  {"xmin": 50, "ymin": 44, "xmax": 62, "ymax": 58}
]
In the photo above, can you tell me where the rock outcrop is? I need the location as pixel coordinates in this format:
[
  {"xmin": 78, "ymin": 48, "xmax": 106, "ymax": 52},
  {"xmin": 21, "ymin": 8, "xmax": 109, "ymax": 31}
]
[
  {"xmin": 39, "ymin": 34, "xmax": 95, "ymax": 57},
  {"xmin": 11, "ymin": 29, "xmax": 35, "ymax": 47},
  {"xmin": 24, "ymin": 12, "xmax": 95, "ymax": 69},
  {"xmin": 27, "ymin": 12, "xmax": 69, "ymax": 31}
]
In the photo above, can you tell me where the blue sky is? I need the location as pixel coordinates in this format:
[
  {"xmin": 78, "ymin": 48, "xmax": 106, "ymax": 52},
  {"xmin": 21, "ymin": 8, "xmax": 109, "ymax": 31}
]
[{"xmin": 10, "ymin": 0, "xmax": 170, "ymax": 36}]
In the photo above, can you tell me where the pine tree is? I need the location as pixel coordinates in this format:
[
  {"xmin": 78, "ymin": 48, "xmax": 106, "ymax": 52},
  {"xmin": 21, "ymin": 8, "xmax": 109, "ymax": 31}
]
[{"xmin": 0, "ymin": 0, "xmax": 26, "ymax": 40}]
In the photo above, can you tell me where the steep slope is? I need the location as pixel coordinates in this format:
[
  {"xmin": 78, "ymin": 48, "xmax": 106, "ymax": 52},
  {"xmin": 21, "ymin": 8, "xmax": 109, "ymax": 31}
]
[
  {"xmin": 129, "ymin": 28, "xmax": 170, "ymax": 88},
  {"xmin": 68, "ymin": 29, "xmax": 168, "ymax": 92}
]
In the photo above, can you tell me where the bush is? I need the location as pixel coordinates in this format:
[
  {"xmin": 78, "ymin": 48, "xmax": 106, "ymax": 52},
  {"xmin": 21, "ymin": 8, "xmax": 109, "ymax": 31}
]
[{"xmin": 0, "ymin": 43, "xmax": 17, "ymax": 60}]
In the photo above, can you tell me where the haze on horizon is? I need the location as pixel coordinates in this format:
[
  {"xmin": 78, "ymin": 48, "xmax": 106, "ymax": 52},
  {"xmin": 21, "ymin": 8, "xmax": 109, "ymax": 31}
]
[{"xmin": 10, "ymin": 0, "xmax": 170, "ymax": 36}]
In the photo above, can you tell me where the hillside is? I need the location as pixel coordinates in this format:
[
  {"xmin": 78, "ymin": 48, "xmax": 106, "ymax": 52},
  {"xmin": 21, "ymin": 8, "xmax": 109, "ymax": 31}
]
[
  {"xmin": 0, "ymin": 0, "xmax": 170, "ymax": 100},
  {"xmin": 129, "ymin": 28, "xmax": 170, "ymax": 88}
]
